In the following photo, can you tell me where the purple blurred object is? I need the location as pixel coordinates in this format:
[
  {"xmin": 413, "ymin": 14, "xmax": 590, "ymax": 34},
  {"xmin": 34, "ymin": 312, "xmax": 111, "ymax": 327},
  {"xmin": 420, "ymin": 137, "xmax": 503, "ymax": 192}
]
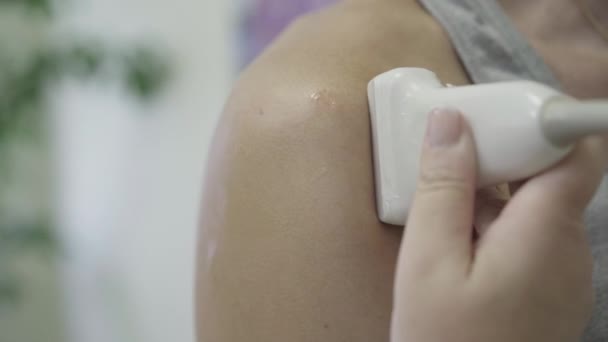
[{"xmin": 241, "ymin": 0, "xmax": 337, "ymax": 67}]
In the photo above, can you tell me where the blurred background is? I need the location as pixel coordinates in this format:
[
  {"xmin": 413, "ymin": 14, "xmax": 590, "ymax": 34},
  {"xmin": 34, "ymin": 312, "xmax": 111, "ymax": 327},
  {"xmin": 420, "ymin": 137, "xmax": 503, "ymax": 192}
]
[{"xmin": 0, "ymin": 0, "xmax": 336, "ymax": 341}]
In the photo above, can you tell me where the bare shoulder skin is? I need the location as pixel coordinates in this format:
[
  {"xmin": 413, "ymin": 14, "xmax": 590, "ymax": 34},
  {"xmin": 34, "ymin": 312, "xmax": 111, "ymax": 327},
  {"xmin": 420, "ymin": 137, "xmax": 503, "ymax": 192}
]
[
  {"xmin": 196, "ymin": 1, "xmax": 468, "ymax": 340},
  {"xmin": 196, "ymin": 0, "xmax": 608, "ymax": 341}
]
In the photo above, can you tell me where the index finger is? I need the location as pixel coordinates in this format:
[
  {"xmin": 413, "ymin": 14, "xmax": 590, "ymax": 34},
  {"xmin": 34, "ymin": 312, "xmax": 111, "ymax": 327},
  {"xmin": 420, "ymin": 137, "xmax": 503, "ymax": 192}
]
[{"xmin": 401, "ymin": 109, "xmax": 477, "ymax": 276}]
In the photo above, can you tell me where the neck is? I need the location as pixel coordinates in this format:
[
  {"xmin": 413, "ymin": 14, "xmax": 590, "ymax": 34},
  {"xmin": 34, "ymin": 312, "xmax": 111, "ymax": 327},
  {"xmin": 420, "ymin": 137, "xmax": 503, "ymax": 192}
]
[
  {"xmin": 499, "ymin": 0, "xmax": 607, "ymax": 45},
  {"xmin": 587, "ymin": 0, "xmax": 608, "ymax": 21},
  {"xmin": 581, "ymin": 0, "xmax": 608, "ymax": 39},
  {"xmin": 498, "ymin": 0, "xmax": 608, "ymax": 98}
]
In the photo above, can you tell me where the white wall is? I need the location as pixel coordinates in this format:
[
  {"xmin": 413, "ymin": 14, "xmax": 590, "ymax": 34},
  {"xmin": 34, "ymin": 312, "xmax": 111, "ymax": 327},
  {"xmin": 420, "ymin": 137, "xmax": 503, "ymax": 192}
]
[{"xmin": 51, "ymin": 1, "xmax": 237, "ymax": 341}]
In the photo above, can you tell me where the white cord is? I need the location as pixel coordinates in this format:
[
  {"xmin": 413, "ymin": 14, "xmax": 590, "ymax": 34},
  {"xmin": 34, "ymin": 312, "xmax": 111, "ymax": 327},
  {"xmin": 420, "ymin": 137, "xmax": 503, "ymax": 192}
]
[{"xmin": 542, "ymin": 99, "xmax": 608, "ymax": 145}]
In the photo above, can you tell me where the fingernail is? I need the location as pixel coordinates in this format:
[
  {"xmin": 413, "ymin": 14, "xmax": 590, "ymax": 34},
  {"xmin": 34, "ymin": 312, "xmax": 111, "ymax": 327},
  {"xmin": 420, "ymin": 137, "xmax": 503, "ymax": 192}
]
[{"xmin": 427, "ymin": 108, "xmax": 463, "ymax": 147}]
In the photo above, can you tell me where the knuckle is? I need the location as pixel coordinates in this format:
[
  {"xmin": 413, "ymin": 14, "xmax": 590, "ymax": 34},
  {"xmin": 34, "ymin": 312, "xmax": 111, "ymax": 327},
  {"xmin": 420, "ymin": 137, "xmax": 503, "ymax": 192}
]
[
  {"xmin": 404, "ymin": 250, "xmax": 441, "ymax": 277},
  {"xmin": 418, "ymin": 167, "xmax": 471, "ymax": 196}
]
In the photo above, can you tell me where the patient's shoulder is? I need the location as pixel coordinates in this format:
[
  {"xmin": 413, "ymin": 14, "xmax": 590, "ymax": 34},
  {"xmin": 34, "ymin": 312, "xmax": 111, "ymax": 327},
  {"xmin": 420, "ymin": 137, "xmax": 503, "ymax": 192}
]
[
  {"xmin": 197, "ymin": 5, "xmax": 470, "ymax": 339},
  {"xmin": 242, "ymin": 0, "xmax": 466, "ymax": 90},
  {"xmin": 229, "ymin": 1, "xmax": 466, "ymax": 126},
  {"xmin": 205, "ymin": 0, "xmax": 470, "ymax": 196}
]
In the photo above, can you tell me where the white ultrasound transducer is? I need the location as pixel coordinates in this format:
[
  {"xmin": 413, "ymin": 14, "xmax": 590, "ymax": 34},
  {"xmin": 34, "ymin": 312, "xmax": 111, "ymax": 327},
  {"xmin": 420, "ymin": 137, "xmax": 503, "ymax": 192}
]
[{"xmin": 368, "ymin": 68, "xmax": 608, "ymax": 226}]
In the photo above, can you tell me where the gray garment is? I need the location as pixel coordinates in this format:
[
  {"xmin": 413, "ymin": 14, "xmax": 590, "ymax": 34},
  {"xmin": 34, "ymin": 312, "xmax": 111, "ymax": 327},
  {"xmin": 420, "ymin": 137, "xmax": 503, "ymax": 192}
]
[{"xmin": 417, "ymin": 0, "xmax": 608, "ymax": 340}]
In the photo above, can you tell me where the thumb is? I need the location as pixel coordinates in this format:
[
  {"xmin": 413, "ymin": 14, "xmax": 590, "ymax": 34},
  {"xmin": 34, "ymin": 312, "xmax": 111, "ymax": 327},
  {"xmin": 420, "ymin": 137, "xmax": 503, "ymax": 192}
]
[
  {"xmin": 476, "ymin": 135, "xmax": 608, "ymax": 263},
  {"xmin": 401, "ymin": 108, "xmax": 478, "ymax": 274}
]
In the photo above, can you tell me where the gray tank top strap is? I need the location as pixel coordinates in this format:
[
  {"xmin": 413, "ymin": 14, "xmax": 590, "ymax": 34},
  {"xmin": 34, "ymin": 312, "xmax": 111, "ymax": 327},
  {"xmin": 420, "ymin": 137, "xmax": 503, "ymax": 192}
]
[{"xmin": 418, "ymin": 0, "xmax": 560, "ymax": 87}]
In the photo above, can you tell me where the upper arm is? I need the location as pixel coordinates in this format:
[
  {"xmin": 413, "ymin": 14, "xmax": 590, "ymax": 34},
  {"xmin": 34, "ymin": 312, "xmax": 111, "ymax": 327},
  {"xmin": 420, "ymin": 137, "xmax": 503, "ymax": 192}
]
[{"xmin": 196, "ymin": 2, "xmax": 469, "ymax": 341}]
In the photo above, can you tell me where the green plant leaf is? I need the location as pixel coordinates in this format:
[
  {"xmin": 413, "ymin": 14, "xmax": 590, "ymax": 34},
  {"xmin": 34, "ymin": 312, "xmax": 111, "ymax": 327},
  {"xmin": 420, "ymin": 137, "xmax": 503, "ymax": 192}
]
[
  {"xmin": 0, "ymin": 222, "xmax": 55, "ymax": 253},
  {"xmin": 124, "ymin": 48, "xmax": 170, "ymax": 100},
  {"xmin": 62, "ymin": 43, "xmax": 104, "ymax": 79},
  {"xmin": 0, "ymin": 3, "xmax": 171, "ymax": 308},
  {"xmin": 0, "ymin": 274, "xmax": 21, "ymax": 308},
  {"xmin": 0, "ymin": 0, "xmax": 54, "ymax": 16}
]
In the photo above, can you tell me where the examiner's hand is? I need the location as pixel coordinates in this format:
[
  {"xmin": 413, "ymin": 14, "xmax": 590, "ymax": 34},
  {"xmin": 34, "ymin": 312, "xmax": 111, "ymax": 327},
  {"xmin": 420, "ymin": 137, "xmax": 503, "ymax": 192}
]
[{"xmin": 391, "ymin": 108, "xmax": 608, "ymax": 342}]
